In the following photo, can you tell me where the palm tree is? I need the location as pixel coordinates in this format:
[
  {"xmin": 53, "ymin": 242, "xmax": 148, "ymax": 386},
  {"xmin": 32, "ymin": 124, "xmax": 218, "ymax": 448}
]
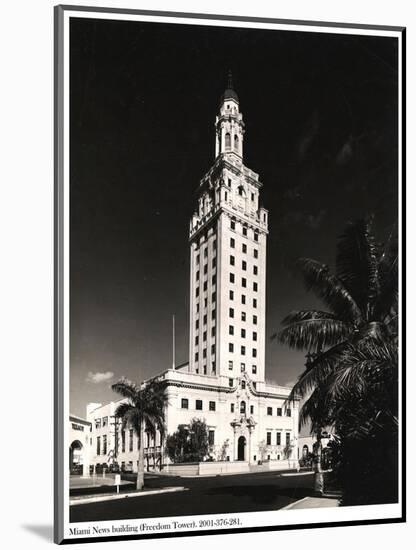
[
  {"xmin": 277, "ymin": 218, "xmax": 398, "ymax": 501},
  {"xmin": 297, "ymin": 375, "xmax": 332, "ymax": 494},
  {"xmin": 112, "ymin": 377, "xmax": 168, "ymax": 490}
]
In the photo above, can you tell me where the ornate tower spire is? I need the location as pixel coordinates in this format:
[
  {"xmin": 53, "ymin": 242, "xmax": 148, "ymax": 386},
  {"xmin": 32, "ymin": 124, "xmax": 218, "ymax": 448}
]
[{"xmin": 215, "ymin": 72, "xmax": 244, "ymax": 158}]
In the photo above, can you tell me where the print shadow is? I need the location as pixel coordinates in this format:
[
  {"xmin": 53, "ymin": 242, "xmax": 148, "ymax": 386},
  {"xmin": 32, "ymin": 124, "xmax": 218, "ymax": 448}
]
[{"xmin": 21, "ymin": 524, "xmax": 53, "ymax": 542}]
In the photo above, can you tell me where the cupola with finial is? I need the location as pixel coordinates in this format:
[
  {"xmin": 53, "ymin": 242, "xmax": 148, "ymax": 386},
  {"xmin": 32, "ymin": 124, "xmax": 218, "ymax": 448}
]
[{"xmin": 215, "ymin": 70, "xmax": 245, "ymax": 158}]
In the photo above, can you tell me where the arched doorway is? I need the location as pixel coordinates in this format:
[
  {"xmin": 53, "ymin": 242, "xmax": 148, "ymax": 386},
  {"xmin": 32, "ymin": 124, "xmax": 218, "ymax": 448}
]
[
  {"xmin": 237, "ymin": 436, "xmax": 246, "ymax": 461},
  {"xmin": 69, "ymin": 440, "xmax": 83, "ymax": 474},
  {"xmin": 302, "ymin": 445, "xmax": 309, "ymax": 458}
]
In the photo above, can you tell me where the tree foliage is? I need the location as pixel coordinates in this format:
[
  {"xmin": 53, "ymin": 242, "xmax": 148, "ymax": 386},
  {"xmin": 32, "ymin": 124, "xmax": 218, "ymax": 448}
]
[
  {"xmin": 111, "ymin": 377, "xmax": 168, "ymax": 488},
  {"xmin": 277, "ymin": 218, "xmax": 398, "ymax": 504},
  {"xmin": 165, "ymin": 418, "xmax": 209, "ymax": 463},
  {"xmin": 112, "ymin": 378, "xmax": 168, "ymax": 440}
]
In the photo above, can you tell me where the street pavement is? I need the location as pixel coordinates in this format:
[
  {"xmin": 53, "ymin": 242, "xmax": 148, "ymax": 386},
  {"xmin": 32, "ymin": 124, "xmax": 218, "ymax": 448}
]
[{"xmin": 70, "ymin": 470, "xmax": 317, "ymax": 523}]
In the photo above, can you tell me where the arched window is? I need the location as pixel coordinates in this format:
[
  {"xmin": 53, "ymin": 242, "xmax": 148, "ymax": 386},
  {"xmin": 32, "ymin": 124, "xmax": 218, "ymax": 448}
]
[
  {"xmin": 225, "ymin": 133, "xmax": 231, "ymax": 151},
  {"xmin": 234, "ymin": 134, "xmax": 239, "ymax": 151},
  {"xmin": 240, "ymin": 400, "xmax": 246, "ymax": 414}
]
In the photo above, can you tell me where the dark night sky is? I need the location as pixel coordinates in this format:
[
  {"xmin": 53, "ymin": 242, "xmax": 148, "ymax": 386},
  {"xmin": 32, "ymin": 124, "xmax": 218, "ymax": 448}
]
[{"xmin": 70, "ymin": 17, "xmax": 398, "ymax": 418}]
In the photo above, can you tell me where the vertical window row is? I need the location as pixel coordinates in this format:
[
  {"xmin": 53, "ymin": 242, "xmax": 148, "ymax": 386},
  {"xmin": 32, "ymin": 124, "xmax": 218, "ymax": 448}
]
[{"xmin": 193, "ymin": 232, "xmax": 217, "ymax": 375}]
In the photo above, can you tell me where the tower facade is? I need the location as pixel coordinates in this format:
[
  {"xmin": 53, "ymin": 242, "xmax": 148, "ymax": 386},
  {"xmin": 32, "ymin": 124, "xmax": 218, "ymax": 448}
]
[
  {"xmin": 85, "ymin": 77, "xmax": 299, "ymax": 473},
  {"xmin": 189, "ymin": 76, "xmax": 269, "ymax": 384}
]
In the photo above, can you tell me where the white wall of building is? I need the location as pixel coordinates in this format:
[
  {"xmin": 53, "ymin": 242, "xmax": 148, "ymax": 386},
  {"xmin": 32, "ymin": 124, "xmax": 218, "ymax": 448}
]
[{"xmin": 85, "ymin": 369, "xmax": 298, "ymax": 469}]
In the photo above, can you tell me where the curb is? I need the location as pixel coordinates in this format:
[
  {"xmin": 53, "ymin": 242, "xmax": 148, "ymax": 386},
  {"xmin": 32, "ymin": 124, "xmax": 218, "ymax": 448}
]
[
  {"xmin": 281, "ymin": 495, "xmax": 341, "ymax": 511},
  {"xmin": 281, "ymin": 497, "xmax": 309, "ymax": 510},
  {"xmin": 70, "ymin": 486, "xmax": 188, "ymax": 506},
  {"xmin": 280, "ymin": 471, "xmax": 314, "ymax": 477}
]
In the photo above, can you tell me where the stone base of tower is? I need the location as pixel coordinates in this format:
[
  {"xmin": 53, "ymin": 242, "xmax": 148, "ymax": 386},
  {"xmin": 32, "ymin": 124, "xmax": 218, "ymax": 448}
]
[
  {"xmin": 157, "ymin": 368, "xmax": 300, "ymax": 468},
  {"xmin": 84, "ymin": 368, "xmax": 300, "ymax": 475}
]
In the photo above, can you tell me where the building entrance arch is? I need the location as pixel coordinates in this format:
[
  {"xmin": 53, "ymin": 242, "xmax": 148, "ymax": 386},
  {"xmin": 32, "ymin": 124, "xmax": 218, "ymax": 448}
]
[
  {"xmin": 69, "ymin": 440, "xmax": 83, "ymax": 474},
  {"xmin": 237, "ymin": 435, "xmax": 246, "ymax": 461}
]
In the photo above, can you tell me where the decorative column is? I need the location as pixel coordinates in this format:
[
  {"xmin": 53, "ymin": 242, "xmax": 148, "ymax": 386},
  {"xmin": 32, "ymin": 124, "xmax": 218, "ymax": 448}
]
[
  {"xmin": 230, "ymin": 420, "xmax": 241, "ymax": 462},
  {"xmin": 247, "ymin": 417, "xmax": 256, "ymax": 465}
]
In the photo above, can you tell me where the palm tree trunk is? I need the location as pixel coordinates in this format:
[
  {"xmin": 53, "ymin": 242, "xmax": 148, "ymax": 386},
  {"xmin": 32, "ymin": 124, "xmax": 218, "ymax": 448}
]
[
  {"xmin": 159, "ymin": 434, "xmax": 164, "ymax": 471},
  {"xmin": 137, "ymin": 422, "xmax": 145, "ymax": 490},
  {"xmin": 313, "ymin": 432, "xmax": 324, "ymax": 496}
]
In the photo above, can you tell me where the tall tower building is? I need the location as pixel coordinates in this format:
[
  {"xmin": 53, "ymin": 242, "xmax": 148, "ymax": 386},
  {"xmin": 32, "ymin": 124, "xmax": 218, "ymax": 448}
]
[
  {"xmin": 86, "ymin": 75, "xmax": 299, "ymax": 471},
  {"xmin": 189, "ymin": 73, "xmax": 269, "ymax": 384}
]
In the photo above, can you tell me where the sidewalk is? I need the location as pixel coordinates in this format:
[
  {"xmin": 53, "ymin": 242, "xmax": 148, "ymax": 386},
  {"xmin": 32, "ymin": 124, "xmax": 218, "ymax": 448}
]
[
  {"xmin": 147, "ymin": 467, "xmax": 302, "ymax": 478},
  {"xmin": 70, "ymin": 486, "xmax": 188, "ymax": 506},
  {"xmin": 283, "ymin": 495, "xmax": 340, "ymax": 510},
  {"xmin": 70, "ymin": 474, "xmax": 132, "ymax": 490}
]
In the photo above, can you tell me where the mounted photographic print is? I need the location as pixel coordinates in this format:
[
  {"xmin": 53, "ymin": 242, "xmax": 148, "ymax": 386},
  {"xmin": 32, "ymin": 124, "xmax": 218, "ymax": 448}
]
[{"xmin": 54, "ymin": 4, "xmax": 406, "ymax": 544}]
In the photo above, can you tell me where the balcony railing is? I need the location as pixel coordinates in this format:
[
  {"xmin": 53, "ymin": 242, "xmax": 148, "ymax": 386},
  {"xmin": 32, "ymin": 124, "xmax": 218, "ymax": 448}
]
[{"xmin": 144, "ymin": 446, "xmax": 162, "ymax": 457}]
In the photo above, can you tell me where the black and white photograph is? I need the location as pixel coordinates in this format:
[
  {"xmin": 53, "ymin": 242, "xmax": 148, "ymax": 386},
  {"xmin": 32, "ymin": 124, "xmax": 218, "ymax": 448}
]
[{"xmin": 54, "ymin": 5, "xmax": 405, "ymax": 544}]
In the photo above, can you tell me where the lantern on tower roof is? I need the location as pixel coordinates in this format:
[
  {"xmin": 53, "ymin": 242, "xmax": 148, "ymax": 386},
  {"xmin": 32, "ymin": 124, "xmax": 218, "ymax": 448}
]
[{"xmin": 221, "ymin": 70, "xmax": 239, "ymax": 103}]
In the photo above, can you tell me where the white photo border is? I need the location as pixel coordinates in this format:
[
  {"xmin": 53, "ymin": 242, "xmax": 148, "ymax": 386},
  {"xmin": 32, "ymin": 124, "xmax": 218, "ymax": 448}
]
[{"xmin": 54, "ymin": 4, "xmax": 406, "ymax": 544}]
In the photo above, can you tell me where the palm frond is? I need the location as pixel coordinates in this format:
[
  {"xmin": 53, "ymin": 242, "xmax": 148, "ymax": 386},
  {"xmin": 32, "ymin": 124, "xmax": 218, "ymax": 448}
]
[
  {"xmin": 374, "ymin": 228, "xmax": 398, "ymax": 321},
  {"xmin": 111, "ymin": 378, "xmax": 139, "ymax": 402},
  {"xmin": 114, "ymin": 402, "xmax": 134, "ymax": 420},
  {"xmin": 385, "ymin": 313, "xmax": 398, "ymax": 337},
  {"xmin": 281, "ymin": 310, "xmax": 340, "ymax": 325},
  {"xmin": 340, "ymin": 406, "xmax": 398, "ymax": 440},
  {"xmin": 144, "ymin": 415, "xmax": 157, "ymax": 434},
  {"xmin": 336, "ymin": 218, "xmax": 380, "ymax": 318},
  {"xmin": 279, "ymin": 311, "xmax": 351, "ymax": 352},
  {"xmin": 287, "ymin": 341, "xmax": 348, "ymax": 402},
  {"xmin": 329, "ymin": 338, "xmax": 397, "ymax": 398},
  {"xmin": 119, "ymin": 407, "xmax": 140, "ymax": 433},
  {"xmin": 296, "ymin": 258, "xmax": 362, "ymax": 323},
  {"xmin": 299, "ymin": 386, "xmax": 334, "ymax": 433},
  {"xmin": 355, "ymin": 320, "xmax": 389, "ymax": 342},
  {"xmin": 112, "ymin": 377, "xmax": 168, "ymax": 445}
]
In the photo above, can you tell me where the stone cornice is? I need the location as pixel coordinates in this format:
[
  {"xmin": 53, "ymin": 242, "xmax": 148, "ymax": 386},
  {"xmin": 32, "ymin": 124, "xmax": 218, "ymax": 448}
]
[
  {"xmin": 199, "ymin": 156, "xmax": 262, "ymax": 191},
  {"xmin": 164, "ymin": 379, "xmax": 297, "ymax": 401},
  {"xmin": 216, "ymin": 115, "xmax": 245, "ymax": 130},
  {"xmin": 221, "ymin": 207, "xmax": 269, "ymax": 235},
  {"xmin": 189, "ymin": 205, "xmax": 268, "ymax": 243},
  {"xmin": 165, "ymin": 380, "xmax": 237, "ymax": 394},
  {"xmin": 189, "ymin": 208, "xmax": 222, "ymax": 242}
]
